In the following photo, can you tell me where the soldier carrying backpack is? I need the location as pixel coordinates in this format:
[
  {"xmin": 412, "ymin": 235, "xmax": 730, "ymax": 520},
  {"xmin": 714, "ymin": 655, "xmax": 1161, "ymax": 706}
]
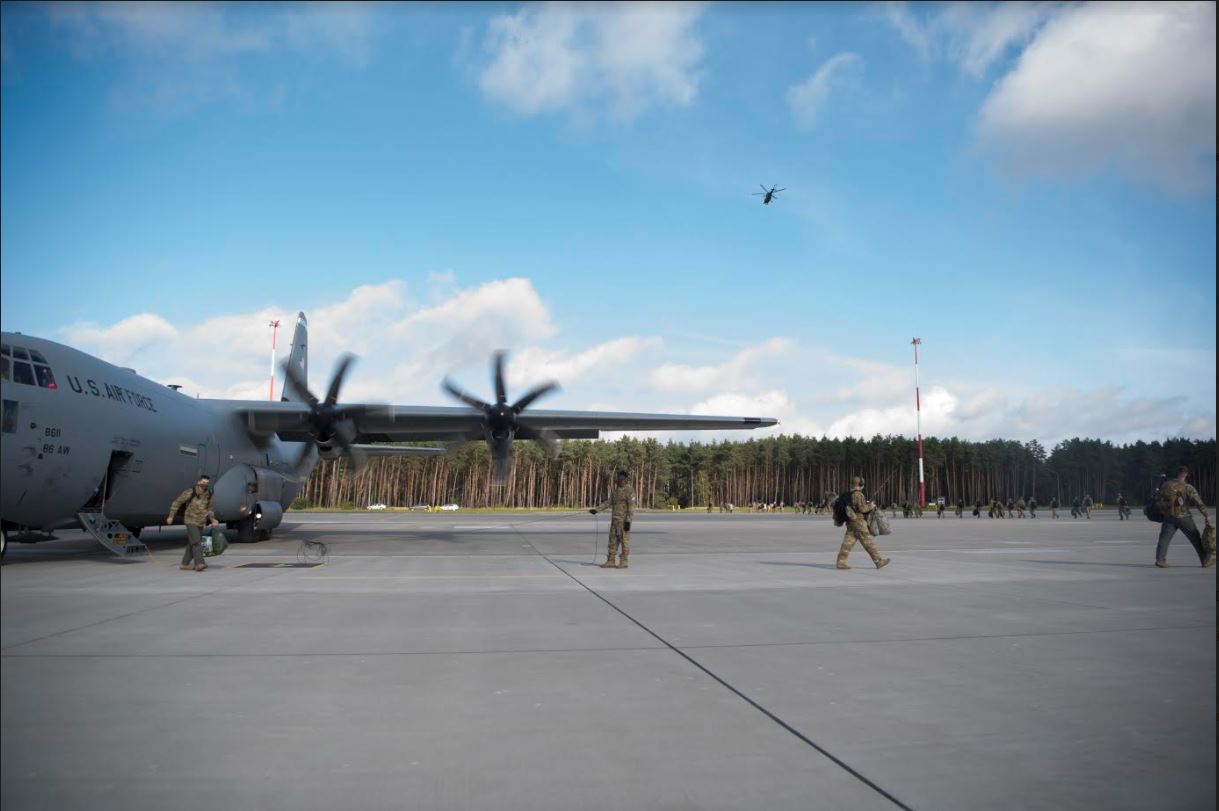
[
  {"xmin": 1151, "ymin": 466, "xmax": 1213, "ymax": 568},
  {"xmin": 834, "ymin": 477, "xmax": 890, "ymax": 571}
]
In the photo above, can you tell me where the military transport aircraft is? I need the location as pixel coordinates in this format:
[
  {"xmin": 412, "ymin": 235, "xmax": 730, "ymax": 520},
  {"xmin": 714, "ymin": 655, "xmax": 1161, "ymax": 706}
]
[{"xmin": 0, "ymin": 313, "xmax": 777, "ymax": 558}]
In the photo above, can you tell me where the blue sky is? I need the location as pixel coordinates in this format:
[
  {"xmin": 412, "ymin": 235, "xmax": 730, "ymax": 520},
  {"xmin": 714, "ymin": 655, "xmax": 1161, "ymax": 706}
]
[{"xmin": 1, "ymin": 2, "xmax": 1215, "ymax": 445}]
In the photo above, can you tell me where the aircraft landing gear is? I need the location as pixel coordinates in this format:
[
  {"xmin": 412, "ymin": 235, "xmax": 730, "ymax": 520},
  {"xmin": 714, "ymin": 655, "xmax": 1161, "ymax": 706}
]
[{"xmin": 230, "ymin": 517, "xmax": 272, "ymax": 543}]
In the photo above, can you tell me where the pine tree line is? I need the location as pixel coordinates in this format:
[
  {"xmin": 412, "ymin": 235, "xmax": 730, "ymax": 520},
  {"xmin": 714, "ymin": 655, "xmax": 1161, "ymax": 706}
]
[{"xmin": 295, "ymin": 436, "xmax": 1216, "ymax": 510}]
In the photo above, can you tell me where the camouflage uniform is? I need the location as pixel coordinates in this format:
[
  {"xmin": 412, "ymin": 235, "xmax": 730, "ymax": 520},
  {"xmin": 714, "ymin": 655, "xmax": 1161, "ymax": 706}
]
[
  {"xmin": 168, "ymin": 484, "xmax": 217, "ymax": 569},
  {"xmin": 595, "ymin": 482, "xmax": 636, "ymax": 568},
  {"xmin": 837, "ymin": 488, "xmax": 888, "ymax": 569},
  {"xmin": 1070, "ymin": 498, "xmax": 1080, "ymax": 519},
  {"xmin": 1083, "ymin": 495, "xmax": 1094, "ymax": 519},
  {"xmin": 1015, "ymin": 497, "xmax": 1026, "ymax": 518},
  {"xmin": 955, "ymin": 499, "xmax": 964, "ymax": 518},
  {"xmin": 1050, "ymin": 498, "xmax": 1059, "ymax": 519},
  {"xmin": 973, "ymin": 500, "xmax": 982, "ymax": 518},
  {"xmin": 1155, "ymin": 479, "xmax": 1212, "ymax": 566},
  {"xmin": 1116, "ymin": 494, "xmax": 1129, "ymax": 520},
  {"xmin": 1028, "ymin": 497, "xmax": 1037, "ymax": 519},
  {"xmin": 1006, "ymin": 499, "xmax": 1015, "ymax": 519}
]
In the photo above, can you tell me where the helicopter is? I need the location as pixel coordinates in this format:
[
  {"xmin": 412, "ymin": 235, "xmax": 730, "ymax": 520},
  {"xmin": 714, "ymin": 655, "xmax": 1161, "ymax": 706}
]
[{"xmin": 753, "ymin": 184, "xmax": 785, "ymax": 205}]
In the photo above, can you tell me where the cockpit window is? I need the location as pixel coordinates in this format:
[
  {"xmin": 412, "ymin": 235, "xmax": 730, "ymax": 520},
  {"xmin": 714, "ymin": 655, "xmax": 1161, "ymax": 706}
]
[
  {"xmin": 13, "ymin": 361, "xmax": 35, "ymax": 386},
  {"xmin": 34, "ymin": 364, "xmax": 57, "ymax": 389},
  {"xmin": 4, "ymin": 345, "xmax": 59, "ymax": 389},
  {"xmin": 0, "ymin": 343, "xmax": 11, "ymax": 356}
]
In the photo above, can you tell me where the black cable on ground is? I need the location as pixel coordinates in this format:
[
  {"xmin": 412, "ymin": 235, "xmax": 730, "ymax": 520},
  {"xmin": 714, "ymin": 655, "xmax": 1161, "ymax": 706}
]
[{"xmin": 509, "ymin": 521, "xmax": 916, "ymax": 811}]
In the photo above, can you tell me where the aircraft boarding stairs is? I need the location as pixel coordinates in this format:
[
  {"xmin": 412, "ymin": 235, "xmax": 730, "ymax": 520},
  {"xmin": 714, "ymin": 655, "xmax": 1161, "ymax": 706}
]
[{"xmin": 78, "ymin": 510, "xmax": 149, "ymax": 559}]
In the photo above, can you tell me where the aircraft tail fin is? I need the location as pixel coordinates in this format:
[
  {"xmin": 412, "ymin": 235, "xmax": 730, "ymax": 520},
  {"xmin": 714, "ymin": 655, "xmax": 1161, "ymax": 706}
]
[{"xmin": 281, "ymin": 312, "xmax": 308, "ymax": 402}]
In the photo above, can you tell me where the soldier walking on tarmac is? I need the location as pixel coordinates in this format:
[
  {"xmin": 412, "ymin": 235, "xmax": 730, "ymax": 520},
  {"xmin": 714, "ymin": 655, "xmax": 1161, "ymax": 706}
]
[
  {"xmin": 1028, "ymin": 496, "xmax": 1038, "ymax": 519},
  {"xmin": 1050, "ymin": 497, "xmax": 1059, "ymax": 519},
  {"xmin": 1153, "ymin": 467, "xmax": 1213, "ymax": 568},
  {"xmin": 166, "ymin": 475, "xmax": 220, "ymax": 572},
  {"xmin": 837, "ymin": 477, "xmax": 890, "ymax": 570},
  {"xmin": 591, "ymin": 470, "xmax": 636, "ymax": 569}
]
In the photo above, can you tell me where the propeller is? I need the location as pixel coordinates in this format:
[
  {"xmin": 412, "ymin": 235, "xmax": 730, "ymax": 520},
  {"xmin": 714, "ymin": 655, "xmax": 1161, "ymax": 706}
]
[
  {"xmin": 441, "ymin": 350, "xmax": 560, "ymax": 486},
  {"xmin": 283, "ymin": 353, "xmax": 371, "ymax": 477}
]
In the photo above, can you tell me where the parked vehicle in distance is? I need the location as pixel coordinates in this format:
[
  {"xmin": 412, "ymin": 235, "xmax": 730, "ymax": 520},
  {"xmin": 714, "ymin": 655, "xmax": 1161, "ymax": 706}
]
[
  {"xmin": 367, "ymin": 503, "xmax": 387, "ymax": 511},
  {"xmin": 410, "ymin": 504, "xmax": 432, "ymax": 512},
  {"xmin": 439, "ymin": 503, "xmax": 459, "ymax": 511}
]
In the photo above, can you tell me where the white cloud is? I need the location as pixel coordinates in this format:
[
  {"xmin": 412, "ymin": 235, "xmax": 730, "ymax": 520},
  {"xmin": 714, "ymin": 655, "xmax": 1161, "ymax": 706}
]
[
  {"xmin": 882, "ymin": 1, "xmax": 1053, "ymax": 76},
  {"xmin": 53, "ymin": 278, "xmax": 1216, "ymax": 446},
  {"xmin": 786, "ymin": 52, "xmax": 862, "ymax": 131},
  {"xmin": 648, "ymin": 338, "xmax": 793, "ymax": 393},
  {"xmin": 39, "ymin": 2, "xmax": 382, "ymax": 114},
  {"xmin": 976, "ymin": 2, "xmax": 1217, "ymax": 192},
  {"xmin": 509, "ymin": 336, "xmax": 663, "ymax": 389},
  {"xmin": 477, "ymin": 2, "xmax": 705, "ymax": 121}
]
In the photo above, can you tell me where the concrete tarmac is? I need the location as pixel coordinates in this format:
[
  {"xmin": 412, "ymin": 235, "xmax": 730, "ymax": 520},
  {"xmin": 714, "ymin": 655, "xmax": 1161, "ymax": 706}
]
[{"xmin": 2, "ymin": 510, "xmax": 1214, "ymax": 810}]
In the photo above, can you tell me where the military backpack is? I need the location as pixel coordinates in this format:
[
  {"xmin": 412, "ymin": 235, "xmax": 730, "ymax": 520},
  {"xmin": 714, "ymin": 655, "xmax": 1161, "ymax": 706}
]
[{"xmin": 831, "ymin": 491, "xmax": 852, "ymax": 527}]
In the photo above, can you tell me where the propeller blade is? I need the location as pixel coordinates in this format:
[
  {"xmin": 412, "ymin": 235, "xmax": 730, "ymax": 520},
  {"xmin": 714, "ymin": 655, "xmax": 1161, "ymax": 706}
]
[
  {"xmin": 324, "ymin": 354, "xmax": 356, "ymax": 406},
  {"xmin": 759, "ymin": 184, "xmax": 769, "ymax": 192},
  {"xmin": 491, "ymin": 451, "xmax": 513, "ymax": 487},
  {"xmin": 291, "ymin": 441, "xmax": 316, "ymax": 477},
  {"xmin": 775, "ymin": 188, "xmax": 785, "ymax": 192},
  {"xmin": 443, "ymin": 378, "xmax": 490, "ymax": 411},
  {"xmin": 493, "ymin": 351, "xmax": 508, "ymax": 405},
  {"xmin": 282, "ymin": 359, "xmax": 319, "ymax": 409},
  {"xmin": 332, "ymin": 420, "xmax": 367, "ymax": 477},
  {"xmin": 535, "ymin": 427, "xmax": 560, "ymax": 459},
  {"xmin": 512, "ymin": 381, "xmax": 558, "ymax": 413}
]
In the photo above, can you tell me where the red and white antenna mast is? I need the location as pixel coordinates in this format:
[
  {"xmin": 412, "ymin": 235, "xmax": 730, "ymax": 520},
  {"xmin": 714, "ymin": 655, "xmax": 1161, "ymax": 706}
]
[
  {"xmin": 268, "ymin": 320, "xmax": 281, "ymax": 401},
  {"xmin": 911, "ymin": 337, "xmax": 925, "ymax": 507}
]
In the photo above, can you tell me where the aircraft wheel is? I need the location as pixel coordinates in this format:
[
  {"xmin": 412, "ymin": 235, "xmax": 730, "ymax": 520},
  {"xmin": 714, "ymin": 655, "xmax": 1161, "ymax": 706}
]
[{"xmin": 232, "ymin": 517, "xmax": 257, "ymax": 543}]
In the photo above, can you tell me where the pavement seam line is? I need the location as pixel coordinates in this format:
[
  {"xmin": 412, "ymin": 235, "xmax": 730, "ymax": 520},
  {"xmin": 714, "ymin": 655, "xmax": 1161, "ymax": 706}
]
[{"xmin": 513, "ymin": 531, "xmax": 916, "ymax": 811}]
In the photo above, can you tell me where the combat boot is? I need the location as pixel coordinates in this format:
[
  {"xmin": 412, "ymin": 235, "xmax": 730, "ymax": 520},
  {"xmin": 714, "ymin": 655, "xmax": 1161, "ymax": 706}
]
[
  {"xmin": 836, "ymin": 559, "xmax": 850, "ymax": 570},
  {"xmin": 1154, "ymin": 560, "xmax": 1169, "ymax": 568},
  {"xmin": 617, "ymin": 556, "xmax": 629, "ymax": 569},
  {"xmin": 600, "ymin": 558, "xmax": 617, "ymax": 569},
  {"xmin": 1202, "ymin": 554, "xmax": 1214, "ymax": 568},
  {"xmin": 179, "ymin": 564, "xmax": 193, "ymax": 571},
  {"xmin": 875, "ymin": 557, "xmax": 891, "ymax": 569},
  {"xmin": 194, "ymin": 562, "xmax": 208, "ymax": 572}
]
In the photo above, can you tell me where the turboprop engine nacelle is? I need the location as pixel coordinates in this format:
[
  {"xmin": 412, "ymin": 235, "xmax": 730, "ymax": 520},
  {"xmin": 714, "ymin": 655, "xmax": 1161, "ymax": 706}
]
[{"xmin": 210, "ymin": 464, "xmax": 286, "ymax": 523}]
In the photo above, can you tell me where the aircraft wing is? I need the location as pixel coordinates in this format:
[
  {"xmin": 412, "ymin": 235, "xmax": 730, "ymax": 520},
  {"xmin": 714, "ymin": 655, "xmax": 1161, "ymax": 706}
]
[
  {"xmin": 351, "ymin": 444, "xmax": 446, "ymax": 457},
  {"xmin": 231, "ymin": 402, "xmax": 777, "ymax": 443}
]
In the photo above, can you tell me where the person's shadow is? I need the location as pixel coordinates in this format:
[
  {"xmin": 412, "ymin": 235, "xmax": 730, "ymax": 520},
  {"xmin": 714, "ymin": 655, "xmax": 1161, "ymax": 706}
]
[{"xmin": 759, "ymin": 561, "xmax": 841, "ymax": 571}]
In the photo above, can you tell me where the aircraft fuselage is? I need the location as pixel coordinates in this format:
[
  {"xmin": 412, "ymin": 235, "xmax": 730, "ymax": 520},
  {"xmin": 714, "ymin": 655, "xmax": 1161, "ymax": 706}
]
[{"xmin": 1, "ymin": 332, "xmax": 311, "ymax": 536}]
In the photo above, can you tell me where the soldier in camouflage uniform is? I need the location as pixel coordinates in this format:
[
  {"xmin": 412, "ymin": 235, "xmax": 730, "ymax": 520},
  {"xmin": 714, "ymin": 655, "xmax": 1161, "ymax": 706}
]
[
  {"xmin": 166, "ymin": 475, "xmax": 219, "ymax": 572},
  {"xmin": 1050, "ymin": 497, "xmax": 1059, "ymax": 519},
  {"xmin": 1116, "ymin": 493, "xmax": 1130, "ymax": 520},
  {"xmin": 1070, "ymin": 498, "xmax": 1081, "ymax": 519},
  {"xmin": 1015, "ymin": 497, "xmax": 1026, "ymax": 518},
  {"xmin": 1154, "ymin": 466, "xmax": 1213, "ymax": 568},
  {"xmin": 1028, "ymin": 497, "xmax": 1037, "ymax": 519},
  {"xmin": 591, "ymin": 470, "xmax": 636, "ymax": 569},
  {"xmin": 1083, "ymin": 494, "xmax": 1094, "ymax": 519},
  {"xmin": 836, "ymin": 477, "xmax": 890, "ymax": 570},
  {"xmin": 955, "ymin": 498, "xmax": 964, "ymax": 518}
]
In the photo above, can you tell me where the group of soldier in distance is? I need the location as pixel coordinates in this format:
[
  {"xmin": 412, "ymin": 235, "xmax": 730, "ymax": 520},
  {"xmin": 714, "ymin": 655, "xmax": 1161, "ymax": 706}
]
[{"xmin": 164, "ymin": 466, "xmax": 1214, "ymax": 574}]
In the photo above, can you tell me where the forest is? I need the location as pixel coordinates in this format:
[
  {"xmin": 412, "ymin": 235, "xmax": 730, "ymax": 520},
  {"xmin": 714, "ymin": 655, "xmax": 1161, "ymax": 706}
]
[{"xmin": 293, "ymin": 435, "xmax": 1216, "ymax": 510}]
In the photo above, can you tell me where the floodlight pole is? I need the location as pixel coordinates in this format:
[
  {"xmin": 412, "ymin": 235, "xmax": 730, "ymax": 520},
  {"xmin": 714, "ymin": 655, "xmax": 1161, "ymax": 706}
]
[
  {"xmin": 269, "ymin": 320, "xmax": 281, "ymax": 401},
  {"xmin": 912, "ymin": 337, "xmax": 925, "ymax": 508}
]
